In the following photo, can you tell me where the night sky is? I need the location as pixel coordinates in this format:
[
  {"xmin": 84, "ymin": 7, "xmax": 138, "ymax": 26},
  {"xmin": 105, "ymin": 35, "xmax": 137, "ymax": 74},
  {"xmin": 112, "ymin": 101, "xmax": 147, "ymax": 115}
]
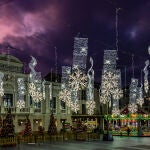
[{"xmin": 0, "ymin": 0, "xmax": 149, "ymax": 85}]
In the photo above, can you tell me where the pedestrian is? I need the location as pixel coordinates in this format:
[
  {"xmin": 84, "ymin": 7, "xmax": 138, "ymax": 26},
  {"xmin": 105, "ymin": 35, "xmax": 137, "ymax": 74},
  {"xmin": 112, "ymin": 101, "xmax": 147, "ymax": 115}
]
[{"xmin": 127, "ymin": 127, "xmax": 130, "ymax": 136}]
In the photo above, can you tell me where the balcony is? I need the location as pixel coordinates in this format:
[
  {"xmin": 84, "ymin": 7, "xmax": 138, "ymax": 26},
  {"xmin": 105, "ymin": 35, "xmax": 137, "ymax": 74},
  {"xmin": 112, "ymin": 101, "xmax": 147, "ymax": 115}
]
[
  {"xmin": 16, "ymin": 107, "xmax": 30, "ymax": 113},
  {"xmin": 34, "ymin": 108, "xmax": 41, "ymax": 113},
  {"xmin": 61, "ymin": 109, "xmax": 66, "ymax": 114},
  {"xmin": 1, "ymin": 107, "xmax": 16, "ymax": 114}
]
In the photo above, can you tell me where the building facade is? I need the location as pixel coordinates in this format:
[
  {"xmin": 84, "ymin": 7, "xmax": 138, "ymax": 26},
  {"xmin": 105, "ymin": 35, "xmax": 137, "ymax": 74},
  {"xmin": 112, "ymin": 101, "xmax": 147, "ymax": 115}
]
[{"xmin": 0, "ymin": 54, "xmax": 101, "ymax": 133}]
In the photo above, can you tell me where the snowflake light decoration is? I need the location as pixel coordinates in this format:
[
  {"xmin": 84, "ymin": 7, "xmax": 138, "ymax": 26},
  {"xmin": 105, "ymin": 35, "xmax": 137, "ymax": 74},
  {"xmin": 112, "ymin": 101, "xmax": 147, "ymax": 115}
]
[
  {"xmin": 99, "ymin": 95, "xmax": 110, "ymax": 104},
  {"xmin": 69, "ymin": 68, "xmax": 87, "ymax": 91},
  {"xmin": 137, "ymin": 97, "xmax": 144, "ymax": 107},
  {"xmin": 112, "ymin": 108, "xmax": 120, "ymax": 116},
  {"xmin": 17, "ymin": 100, "xmax": 25, "ymax": 109},
  {"xmin": 59, "ymin": 89, "xmax": 71, "ymax": 104},
  {"xmin": 86, "ymin": 100, "xmax": 95, "ymax": 115},
  {"xmin": 70, "ymin": 101, "xmax": 80, "ymax": 113},
  {"xmin": 113, "ymin": 88, "xmax": 123, "ymax": 100},
  {"xmin": 128, "ymin": 103, "xmax": 138, "ymax": 113},
  {"xmin": 29, "ymin": 82, "xmax": 36, "ymax": 96},
  {"xmin": 32, "ymin": 91, "xmax": 43, "ymax": 103},
  {"xmin": 102, "ymin": 71, "xmax": 119, "ymax": 89}
]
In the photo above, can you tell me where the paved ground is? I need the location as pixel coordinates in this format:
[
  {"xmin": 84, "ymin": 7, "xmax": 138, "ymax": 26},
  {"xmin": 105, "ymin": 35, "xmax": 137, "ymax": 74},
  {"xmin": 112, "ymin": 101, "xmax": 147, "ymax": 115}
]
[{"xmin": 1, "ymin": 136, "xmax": 150, "ymax": 150}]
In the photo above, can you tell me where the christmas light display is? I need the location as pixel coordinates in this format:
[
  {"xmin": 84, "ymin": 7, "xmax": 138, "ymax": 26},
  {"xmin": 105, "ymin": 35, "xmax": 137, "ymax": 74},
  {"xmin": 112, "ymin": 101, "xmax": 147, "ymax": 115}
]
[
  {"xmin": 69, "ymin": 68, "xmax": 87, "ymax": 91},
  {"xmin": 70, "ymin": 100, "xmax": 80, "ymax": 113},
  {"xmin": 100, "ymin": 50, "xmax": 118, "ymax": 104},
  {"xmin": 86, "ymin": 57, "xmax": 95, "ymax": 115},
  {"xmin": 49, "ymin": 83, "xmax": 52, "ymax": 100},
  {"xmin": 103, "ymin": 50, "xmax": 118, "ymax": 71},
  {"xmin": 61, "ymin": 66, "xmax": 71, "ymax": 89},
  {"xmin": 42, "ymin": 80, "xmax": 46, "ymax": 100},
  {"xmin": 17, "ymin": 78, "xmax": 25, "ymax": 109},
  {"xmin": 86, "ymin": 100, "xmax": 96, "ymax": 115},
  {"xmin": 28, "ymin": 56, "xmax": 43, "ymax": 103},
  {"xmin": 113, "ymin": 88, "xmax": 123, "ymax": 100},
  {"xmin": 17, "ymin": 100, "xmax": 25, "ymax": 109},
  {"xmin": 59, "ymin": 89, "xmax": 71, "ymax": 104},
  {"xmin": 112, "ymin": 107, "xmax": 120, "ymax": 116},
  {"xmin": 143, "ymin": 60, "xmax": 149, "ymax": 93},
  {"xmin": 137, "ymin": 84, "xmax": 144, "ymax": 107},
  {"xmin": 128, "ymin": 78, "xmax": 138, "ymax": 113},
  {"xmin": 0, "ymin": 71, "xmax": 4, "ymax": 97},
  {"xmin": 29, "ymin": 82, "xmax": 36, "ymax": 97},
  {"xmin": 128, "ymin": 103, "xmax": 138, "ymax": 114},
  {"xmin": 72, "ymin": 37, "xmax": 88, "ymax": 71}
]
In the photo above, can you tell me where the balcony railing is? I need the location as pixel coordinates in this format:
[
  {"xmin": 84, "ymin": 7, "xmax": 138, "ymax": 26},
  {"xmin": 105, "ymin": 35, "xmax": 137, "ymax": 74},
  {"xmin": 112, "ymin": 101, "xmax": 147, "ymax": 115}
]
[
  {"xmin": 18, "ymin": 108, "xmax": 30, "ymax": 113},
  {"xmin": 4, "ymin": 107, "xmax": 16, "ymax": 113},
  {"xmin": 61, "ymin": 109, "xmax": 66, "ymax": 114},
  {"xmin": 34, "ymin": 108, "xmax": 41, "ymax": 113}
]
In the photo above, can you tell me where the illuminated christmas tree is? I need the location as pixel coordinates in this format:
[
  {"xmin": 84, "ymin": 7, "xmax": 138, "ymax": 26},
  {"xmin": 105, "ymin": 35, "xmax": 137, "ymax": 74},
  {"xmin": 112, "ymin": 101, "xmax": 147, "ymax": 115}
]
[
  {"xmin": 23, "ymin": 116, "xmax": 32, "ymax": 136},
  {"xmin": 1, "ymin": 108, "xmax": 15, "ymax": 137},
  {"xmin": 47, "ymin": 113, "xmax": 57, "ymax": 135}
]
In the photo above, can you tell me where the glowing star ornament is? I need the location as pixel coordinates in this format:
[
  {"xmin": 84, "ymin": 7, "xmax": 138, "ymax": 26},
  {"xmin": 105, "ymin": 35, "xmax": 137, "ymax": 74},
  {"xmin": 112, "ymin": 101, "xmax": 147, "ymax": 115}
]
[
  {"xmin": 69, "ymin": 68, "xmax": 87, "ymax": 91},
  {"xmin": 112, "ymin": 108, "xmax": 120, "ymax": 116},
  {"xmin": 128, "ymin": 103, "xmax": 138, "ymax": 113},
  {"xmin": 86, "ymin": 100, "xmax": 96, "ymax": 115},
  {"xmin": 17, "ymin": 100, "xmax": 25, "ymax": 109}
]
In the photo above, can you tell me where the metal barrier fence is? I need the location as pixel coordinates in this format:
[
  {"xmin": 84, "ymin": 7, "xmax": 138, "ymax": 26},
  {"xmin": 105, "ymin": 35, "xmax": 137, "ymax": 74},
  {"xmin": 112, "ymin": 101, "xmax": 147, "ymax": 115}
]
[{"xmin": 0, "ymin": 132, "xmax": 100, "ymax": 146}]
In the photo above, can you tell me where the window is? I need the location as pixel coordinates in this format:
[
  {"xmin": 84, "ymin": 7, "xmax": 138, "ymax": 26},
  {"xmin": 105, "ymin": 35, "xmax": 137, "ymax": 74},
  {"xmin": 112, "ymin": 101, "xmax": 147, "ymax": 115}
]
[
  {"xmin": 34, "ymin": 102, "xmax": 41, "ymax": 108},
  {"xmin": 81, "ymin": 90, "xmax": 86, "ymax": 100},
  {"xmin": 50, "ymin": 97, "xmax": 56, "ymax": 109},
  {"xmin": 3, "ymin": 94, "xmax": 13, "ymax": 107},
  {"xmin": 61, "ymin": 101, "xmax": 66, "ymax": 109},
  {"xmin": 82, "ymin": 104, "xmax": 86, "ymax": 114}
]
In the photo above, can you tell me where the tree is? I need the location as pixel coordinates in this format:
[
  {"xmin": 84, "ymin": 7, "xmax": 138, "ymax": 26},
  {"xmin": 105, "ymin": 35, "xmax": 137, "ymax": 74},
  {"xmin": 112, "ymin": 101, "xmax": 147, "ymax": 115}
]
[
  {"xmin": 0, "ymin": 108, "xmax": 15, "ymax": 137},
  {"xmin": 47, "ymin": 113, "xmax": 57, "ymax": 135}
]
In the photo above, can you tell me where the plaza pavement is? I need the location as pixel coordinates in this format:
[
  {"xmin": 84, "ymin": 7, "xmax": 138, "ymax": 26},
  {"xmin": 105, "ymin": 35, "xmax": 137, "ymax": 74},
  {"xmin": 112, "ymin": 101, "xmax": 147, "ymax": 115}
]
[{"xmin": 1, "ymin": 136, "xmax": 150, "ymax": 150}]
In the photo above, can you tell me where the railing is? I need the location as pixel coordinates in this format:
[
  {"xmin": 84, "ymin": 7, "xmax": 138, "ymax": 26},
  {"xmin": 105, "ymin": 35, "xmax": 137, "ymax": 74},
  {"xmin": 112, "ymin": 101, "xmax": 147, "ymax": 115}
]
[
  {"xmin": 61, "ymin": 109, "xmax": 66, "ymax": 114},
  {"xmin": 34, "ymin": 108, "xmax": 41, "ymax": 113},
  {"xmin": 4, "ymin": 107, "xmax": 16, "ymax": 113},
  {"xmin": 19, "ymin": 108, "xmax": 30, "ymax": 113}
]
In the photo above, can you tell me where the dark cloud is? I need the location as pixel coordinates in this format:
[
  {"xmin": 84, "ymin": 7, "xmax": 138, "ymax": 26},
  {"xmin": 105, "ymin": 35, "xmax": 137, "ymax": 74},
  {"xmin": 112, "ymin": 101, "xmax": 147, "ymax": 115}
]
[{"xmin": 0, "ymin": 0, "xmax": 149, "ymax": 83}]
